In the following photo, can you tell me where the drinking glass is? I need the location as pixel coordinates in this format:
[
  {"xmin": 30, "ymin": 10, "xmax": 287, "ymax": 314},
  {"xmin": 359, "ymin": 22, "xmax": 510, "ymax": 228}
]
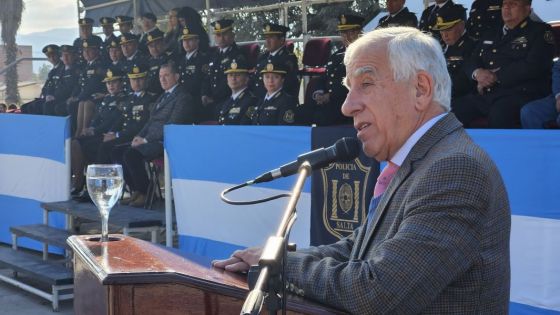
[{"xmin": 86, "ymin": 164, "xmax": 124, "ymax": 242}]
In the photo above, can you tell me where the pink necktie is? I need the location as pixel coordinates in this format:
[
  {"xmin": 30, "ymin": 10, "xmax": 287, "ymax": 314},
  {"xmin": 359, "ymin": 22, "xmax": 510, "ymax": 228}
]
[{"xmin": 373, "ymin": 162, "xmax": 399, "ymax": 198}]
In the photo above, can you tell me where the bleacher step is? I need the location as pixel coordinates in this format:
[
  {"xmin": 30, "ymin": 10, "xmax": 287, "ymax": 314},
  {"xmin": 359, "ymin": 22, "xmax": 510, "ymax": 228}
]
[
  {"xmin": 0, "ymin": 247, "xmax": 73, "ymax": 285},
  {"xmin": 10, "ymin": 224, "xmax": 73, "ymax": 250}
]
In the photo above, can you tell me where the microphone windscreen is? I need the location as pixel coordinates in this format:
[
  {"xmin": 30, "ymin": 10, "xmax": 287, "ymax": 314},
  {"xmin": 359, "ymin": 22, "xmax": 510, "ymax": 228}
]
[{"xmin": 335, "ymin": 137, "xmax": 361, "ymax": 161}]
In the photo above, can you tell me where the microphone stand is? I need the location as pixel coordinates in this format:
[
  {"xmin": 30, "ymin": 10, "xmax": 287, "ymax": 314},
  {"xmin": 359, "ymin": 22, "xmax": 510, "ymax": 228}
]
[{"xmin": 240, "ymin": 162, "xmax": 312, "ymax": 315}]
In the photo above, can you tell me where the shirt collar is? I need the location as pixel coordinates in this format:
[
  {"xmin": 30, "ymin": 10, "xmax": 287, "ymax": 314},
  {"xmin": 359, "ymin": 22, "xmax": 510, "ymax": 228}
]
[
  {"xmin": 165, "ymin": 84, "xmax": 178, "ymax": 94},
  {"xmin": 265, "ymin": 88, "xmax": 282, "ymax": 100},
  {"xmin": 269, "ymin": 46, "xmax": 283, "ymax": 56},
  {"xmin": 390, "ymin": 113, "xmax": 447, "ymax": 166},
  {"xmin": 127, "ymin": 51, "xmax": 138, "ymax": 61},
  {"xmin": 186, "ymin": 49, "xmax": 198, "ymax": 60},
  {"xmin": 231, "ymin": 88, "xmax": 247, "ymax": 100},
  {"xmin": 390, "ymin": 7, "xmax": 405, "ymax": 17},
  {"xmin": 220, "ymin": 46, "xmax": 230, "ymax": 54},
  {"xmin": 437, "ymin": 1, "xmax": 449, "ymax": 8}
]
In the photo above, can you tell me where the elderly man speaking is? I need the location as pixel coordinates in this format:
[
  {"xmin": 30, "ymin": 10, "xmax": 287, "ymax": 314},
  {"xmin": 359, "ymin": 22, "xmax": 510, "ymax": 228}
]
[{"xmin": 213, "ymin": 27, "xmax": 511, "ymax": 315}]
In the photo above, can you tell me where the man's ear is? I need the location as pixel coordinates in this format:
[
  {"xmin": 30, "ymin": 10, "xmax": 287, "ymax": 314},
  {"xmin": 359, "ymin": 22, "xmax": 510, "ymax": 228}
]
[{"xmin": 415, "ymin": 70, "xmax": 434, "ymax": 111}]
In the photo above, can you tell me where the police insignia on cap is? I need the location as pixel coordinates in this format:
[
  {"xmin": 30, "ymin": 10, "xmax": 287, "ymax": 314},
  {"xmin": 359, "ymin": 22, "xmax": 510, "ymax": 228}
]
[
  {"xmin": 265, "ymin": 25, "xmax": 271, "ymax": 32},
  {"xmin": 341, "ymin": 15, "xmax": 347, "ymax": 25},
  {"xmin": 103, "ymin": 18, "xmax": 108, "ymax": 24},
  {"xmin": 231, "ymin": 62, "xmax": 238, "ymax": 70},
  {"xmin": 147, "ymin": 35, "xmax": 153, "ymax": 41},
  {"xmin": 183, "ymin": 28, "xmax": 190, "ymax": 35},
  {"xmin": 215, "ymin": 22, "xmax": 221, "ymax": 30},
  {"xmin": 266, "ymin": 63, "xmax": 274, "ymax": 71},
  {"xmin": 47, "ymin": 47, "xmax": 53, "ymax": 53},
  {"xmin": 133, "ymin": 66, "xmax": 140, "ymax": 74},
  {"xmin": 83, "ymin": 41, "xmax": 88, "ymax": 48},
  {"xmin": 111, "ymin": 41, "xmax": 117, "ymax": 47},
  {"xmin": 117, "ymin": 17, "xmax": 122, "ymax": 23},
  {"xmin": 107, "ymin": 70, "xmax": 113, "ymax": 79}
]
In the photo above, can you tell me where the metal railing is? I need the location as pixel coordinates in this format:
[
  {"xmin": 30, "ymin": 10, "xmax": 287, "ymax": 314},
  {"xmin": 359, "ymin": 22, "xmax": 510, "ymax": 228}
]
[{"xmin": 0, "ymin": 57, "xmax": 48, "ymax": 76}]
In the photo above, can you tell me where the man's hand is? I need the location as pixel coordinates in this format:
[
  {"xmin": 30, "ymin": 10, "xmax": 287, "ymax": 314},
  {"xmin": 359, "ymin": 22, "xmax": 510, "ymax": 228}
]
[
  {"xmin": 131, "ymin": 136, "xmax": 146, "ymax": 148},
  {"xmin": 103, "ymin": 132, "xmax": 116, "ymax": 142},
  {"xmin": 201, "ymin": 95, "xmax": 213, "ymax": 106},
  {"xmin": 212, "ymin": 247, "xmax": 263, "ymax": 273},
  {"xmin": 474, "ymin": 68, "xmax": 497, "ymax": 88}
]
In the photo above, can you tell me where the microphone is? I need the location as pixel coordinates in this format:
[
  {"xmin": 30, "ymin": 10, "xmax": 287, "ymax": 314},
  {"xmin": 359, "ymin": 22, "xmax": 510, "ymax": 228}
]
[{"xmin": 251, "ymin": 137, "xmax": 361, "ymax": 184}]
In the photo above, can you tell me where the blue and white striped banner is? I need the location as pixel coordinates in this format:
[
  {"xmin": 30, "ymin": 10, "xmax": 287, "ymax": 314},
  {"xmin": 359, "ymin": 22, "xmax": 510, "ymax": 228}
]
[
  {"xmin": 0, "ymin": 115, "xmax": 70, "ymax": 251},
  {"xmin": 468, "ymin": 130, "xmax": 560, "ymax": 315},
  {"xmin": 166, "ymin": 125, "xmax": 312, "ymax": 260}
]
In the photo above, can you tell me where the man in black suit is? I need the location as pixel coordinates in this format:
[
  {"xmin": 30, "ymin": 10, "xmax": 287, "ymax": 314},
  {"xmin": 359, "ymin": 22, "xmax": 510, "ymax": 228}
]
[
  {"xmin": 419, "ymin": 0, "xmax": 456, "ymax": 44},
  {"xmin": 139, "ymin": 13, "xmax": 158, "ymax": 54},
  {"xmin": 146, "ymin": 28, "xmax": 173, "ymax": 95},
  {"xmin": 47, "ymin": 45, "xmax": 81, "ymax": 116},
  {"xmin": 115, "ymin": 15, "xmax": 134, "ymax": 35},
  {"xmin": 99, "ymin": 17, "xmax": 117, "ymax": 63},
  {"xmin": 72, "ymin": 18, "xmax": 103, "ymax": 66},
  {"xmin": 201, "ymin": 19, "xmax": 246, "ymax": 122},
  {"xmin": 377, "ymin": 0, "xmax": 418, "ymax": 28},
  {"xmin": 452, "ymin": 0, "xmax": 556, "ymax": 128},
  {"xmin": 252, "ymin": 23, "xmax": 299, "ymax": 98},
  {"xmin": 117, "ymin": 62, "xmax": 193, "ymax": 207},
  {"xmin": 218, "ymin": 59, "xmax": 257, "ymax": 124},
  {"xmin": 433, "ymin": 4, "xmax": 476, "ymax": 99},
  {"xmin": 467, "ymin": 0, "xmax": 503, "ymax": 41}
]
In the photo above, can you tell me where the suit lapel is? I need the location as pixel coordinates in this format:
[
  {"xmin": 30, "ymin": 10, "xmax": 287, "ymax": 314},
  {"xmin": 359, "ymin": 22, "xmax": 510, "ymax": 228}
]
[{"xmin": 357, "ymin": 114, "xmax": 463, "ymax": 259}]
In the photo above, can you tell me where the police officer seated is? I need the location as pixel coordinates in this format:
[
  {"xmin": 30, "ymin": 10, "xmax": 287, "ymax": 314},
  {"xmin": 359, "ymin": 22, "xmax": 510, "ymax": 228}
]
[
  {"xmin": 201, "ymin": 19, "xmax": 246, "ymax": 122},
  {"xmin": 139, "ymin": 13, "xmax": 159, "ymax": 54},
  {"xmin": 146, "ymin": 28, "xmax": 172, "ymax": 95},
  {"xmin": 312, "ymin": 14, "xmax": 363, "ymax": 126},
  {"xmin": 218, "ymin": 59, "xmax": 257, "ymax": 124},
  {"xmin": 452, "ymin": 0, "xmax": 556, "ymax": 128},
  {"xmin": 466, "ymin": 0, "xmax": 503, "ymax": 41},
  {"xmin": 115, "ymin": 16, "xmax": 134, "ymax": 35},
  {"xmin": 99, "ymin": 17, "xmax": 117, "ymax": 63},
  {"xmin": 376, "ymin": 0, "xmax": 418, "ymax": 28},
  {"xmin": 107, "ymin": 38, "xmax": 126, "ymax": 73},
  {"xmin": 47, "ymin": 45, "xmax": 81, "ymax": 117},
  {"xmin": 120, "ymin": 33, "xmax": 149, "ymax": 94},
  {"xmin": 178, "ymin": 26, "xmax": 210, "ymax": 123},
  {"xmin": 97, "ymin": 64, "xmax": 154, "ymax": 164},
  {"xmin": 433, "ymin": 4, "xmax": 476, "ymax": 100},
  {"xmin": 21, "ymin": 44, "xmax": 63, "ymax": 114},
  {"xmin": 253, "ymin": 23, "xmax": 299, "ymax": 98},
  {"xmin": 248, "ymin": 61, "xmax": 298, "ymax": 125},
  {"xmin": 73, "ymin": 18, "xmax": 103, "ymax": 66},
  {"xmin": 71, "ymin": 67, "xmax": 126, "ymax": 199},
  {"xmin": 419, "ymin": 0, "xmax": 456, "ymax": 46}
]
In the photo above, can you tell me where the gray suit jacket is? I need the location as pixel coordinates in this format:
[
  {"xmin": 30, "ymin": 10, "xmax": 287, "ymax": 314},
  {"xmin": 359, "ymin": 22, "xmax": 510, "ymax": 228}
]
[{"xmin": 286, "ymin": 114, "xmax": 511, "ymax": 314}]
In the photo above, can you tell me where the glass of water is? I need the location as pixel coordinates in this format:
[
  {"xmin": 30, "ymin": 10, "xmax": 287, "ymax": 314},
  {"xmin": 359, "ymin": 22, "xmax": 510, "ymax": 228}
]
[{"xmin": 86, "ymin": 164, "xmax": 124, "ymax": 242}]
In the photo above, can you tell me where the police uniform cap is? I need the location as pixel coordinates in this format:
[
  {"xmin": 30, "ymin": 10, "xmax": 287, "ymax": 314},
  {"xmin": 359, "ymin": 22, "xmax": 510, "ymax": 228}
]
[
  {"xmin": 116, "ymin": 15, "xmax": 134, "ymax": 25},
  {"xmin": 42, "ymin": 44, "xmax": 60, "ymax": 55},
  {"xmin": 82, "ymin": 37, "xmax": 100, "ymax": 48},
  {"xmin": 337, "ymin": 14, "xmax": 364, "ymax": 31},
  {"xmin": 260, "ymin": 60, "xmax": 287, "ymax": 75},
  {"xmin": 119, "ymin": 33, "xmax": 139, "ymax": 44},
  {"xmin": 146, "ymin": 28, "xmax": 164, "ymax": 44},
  {"xmin": 99, "ymin": 17, "xmax": 116, "ymax": 26},
  {"xmin": 224, "ymin": 59, "xmax": 250, "ymax": 74},
  {"xmin": 127, "ymin": 63, "xmax": 148, "ymax": 79},
  {"xmin": 262, "ymin": 23, "xmax": 289, "ymax": 36},
  {"xmin": 181, "ymin": 26, "xmax": 200, "ymax": 40},
  {"xmin": 109, "ymin": 39, "xmax": 120, "ymax": 48},
  {"xmin": 60, "ymin": 45, "xmax": 76, "ymax": 53},
  {"xmin": 433, "ymin": 4, "xmax": 467, "ymax": 31},
  {"xmin": 211, "ymin": 19, "xmax": 234, "ymax": 34},
  {"xmin": 79, "ymin": 18, "xmax": 94, "ymax": 26},
  {"xmin": 141, "ymin": 12, "xmax": 157, "ymax": 23},
  {"xmin": 102, "ymin": 66, "xmax": 125, "ymax": 82}
]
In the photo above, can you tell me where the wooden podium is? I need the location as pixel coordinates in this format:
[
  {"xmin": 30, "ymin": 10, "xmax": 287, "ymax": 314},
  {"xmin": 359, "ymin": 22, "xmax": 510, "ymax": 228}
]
[{"xmin": 67, "ymin": 235, "xmax": 345, "ymax": 315}]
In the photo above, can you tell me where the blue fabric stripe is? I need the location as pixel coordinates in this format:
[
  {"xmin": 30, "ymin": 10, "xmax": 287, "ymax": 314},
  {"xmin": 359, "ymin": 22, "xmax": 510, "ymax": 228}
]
[
  {"xmin": 178, "ymin": 235, "xmax": 245, "ymax": 261},
  {"xmin": 165, "ymin": 125, "xmax": 312, "ymax": 192},
  {"xmin": 0, "ymin": 115, "xmax": 69, "ymax": 163},
  {"xmin": 468, "ymin": 130, "xmax": 560, "ymax": 220},
  {"xmin": 0, "ymin": 195, "xmax": 64, "ymax": 253},
  {"xmin": 510, "ymin": 302, "xmax": 560, "ymax": 315}
]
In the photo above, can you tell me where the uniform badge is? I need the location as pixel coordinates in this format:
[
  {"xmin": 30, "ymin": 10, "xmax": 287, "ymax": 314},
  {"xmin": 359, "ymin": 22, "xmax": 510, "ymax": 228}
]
[
  {"xmin": 231, "ymin": 61, "xmax": 238, "ymax": 70},
  {"xmin": 106, "ymin": 69, "xmax": 113, "ymax": 79},
  {"xmin": 266, "ymin": 63, "xmax": 274, "ymax": 71},
  {"xmin": 147, "ymin": 35, "xmax": 153, "ymax": 42},
  {"xmin": 47, "ymin": 47, "xmax": 53, "ymax": 53},
  {"xmin": 117, "ymin": 17, "xmax": 122, "ymax": 23},
  {"xmin": 265, "ymin": 25, "xmax": 271, "ymax": 32},
  {"xmin": 215, "ymin": 22, "xmax": 221, "ymax": 31},
  {"xmin": 111, "ymin": 41, "xmax": 117, "ymax": 47},
  {"xmin": 340, "ymin": 15, "xmax": 346, "ymax": 25},
  {"xmin": 103, "ymin": 18, "xmax": 108, "ymax": 24},
  {"xmin": 83, "ymin": 41, "xmax": 89, "ymax": 48},
  {"xmin": 544, "ymin": 31, "xmax": 555, "ymax": 45},
  {"xmin": 183, "ymin": 28, "xmax": 190, "ymax": 35},
  {"xmin": 229, "ymin": 107, "xmax": 241, "ymax": 114},
  {"xmin": 283, "ymin": 109, "xmax": 295, "ymax": 123},
  {"xmin": 133, "ymin": 66, "xmax": 140, "ymax": 74}
]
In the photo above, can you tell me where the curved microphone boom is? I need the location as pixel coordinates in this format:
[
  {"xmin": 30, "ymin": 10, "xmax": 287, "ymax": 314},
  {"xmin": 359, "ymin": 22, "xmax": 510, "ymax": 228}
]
[{"xmin": 250, "ymin": 137, "xmax": 361, "ymax": 184}]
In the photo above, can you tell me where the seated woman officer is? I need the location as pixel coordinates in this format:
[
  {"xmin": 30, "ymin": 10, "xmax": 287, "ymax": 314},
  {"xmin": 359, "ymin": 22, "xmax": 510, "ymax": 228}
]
[
  {"xmin": 245, "ymin": 60, "xmax": 298, "ymax": 125},
  {"xmin": 71, "ymin": 67, "xmax": 127, "ymax": 199}
]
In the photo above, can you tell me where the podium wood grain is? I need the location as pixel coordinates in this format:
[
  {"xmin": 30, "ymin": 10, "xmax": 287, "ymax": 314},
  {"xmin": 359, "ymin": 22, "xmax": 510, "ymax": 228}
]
[{"xmin": 68, "ymin": 235, "xmax": 345, "ymax": 315}]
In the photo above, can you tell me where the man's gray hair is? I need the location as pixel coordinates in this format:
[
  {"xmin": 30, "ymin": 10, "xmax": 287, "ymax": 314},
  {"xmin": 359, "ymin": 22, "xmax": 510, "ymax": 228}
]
[{"xmin": 344, "ymin": 27, "xmax": 451, "ymax": 112}]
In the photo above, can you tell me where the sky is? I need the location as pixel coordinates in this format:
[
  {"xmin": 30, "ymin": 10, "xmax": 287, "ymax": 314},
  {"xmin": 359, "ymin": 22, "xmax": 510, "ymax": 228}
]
[{"xmin": 20, "ymin": 0, "xmax": 78, "ymax": 35}]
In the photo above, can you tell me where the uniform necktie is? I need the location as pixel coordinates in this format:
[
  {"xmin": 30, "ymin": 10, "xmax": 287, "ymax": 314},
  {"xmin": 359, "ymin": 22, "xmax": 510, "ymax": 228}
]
[{"xmin": 373, "ymin": 161, "xmax": 399, "ymax": 198}]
